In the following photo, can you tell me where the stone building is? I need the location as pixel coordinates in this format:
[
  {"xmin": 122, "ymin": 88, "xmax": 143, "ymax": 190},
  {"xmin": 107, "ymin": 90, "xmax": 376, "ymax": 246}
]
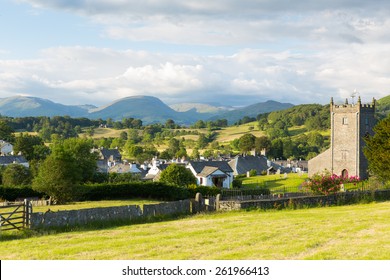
[{"xmin": 308, "ymin": 97, "xmax": 376, "ymax": 179}]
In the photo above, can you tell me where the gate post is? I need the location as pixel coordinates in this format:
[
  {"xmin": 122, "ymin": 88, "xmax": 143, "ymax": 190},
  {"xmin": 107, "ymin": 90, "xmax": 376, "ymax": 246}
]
[{"xmin": 24, "ymin": 199, "xmax": 31, "ymax": 228}]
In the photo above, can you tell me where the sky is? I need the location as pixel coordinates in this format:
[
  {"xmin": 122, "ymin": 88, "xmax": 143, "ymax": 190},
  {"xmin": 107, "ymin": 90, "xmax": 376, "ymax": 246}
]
[{"xmin": 1, "ymin": 0, "xmax": 390, "ymax": 107}]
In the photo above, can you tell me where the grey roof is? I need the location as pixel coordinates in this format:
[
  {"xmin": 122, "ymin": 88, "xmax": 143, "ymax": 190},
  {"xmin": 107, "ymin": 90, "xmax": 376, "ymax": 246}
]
[
  {"xmin": 198, "ymin": 166, "xmax": 219, "ymax": 177},
  {"xmin": 228, "ymin": 155, "xmax": 268, "ymax": 175},
  {"xmin": 189, "ymin": 160, "xmax": 233, "ymax": 174},
  {"xmin": 0, "ymin": 155, "xmax": 28, "ymax": 165},
  {"xmin": 99, "ymin": 148, "xmax": 121, "ymax": 160}
]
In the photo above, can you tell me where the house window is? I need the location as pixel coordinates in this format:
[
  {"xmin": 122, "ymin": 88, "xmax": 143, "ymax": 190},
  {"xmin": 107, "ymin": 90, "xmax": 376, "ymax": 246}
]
[
  {"xmin": 342, "ymin": 117, "xmax": 348, "ymax": 125},
  {"xmin": 199, "ymin": 178, "xmax": 203, "ymax": 185}
]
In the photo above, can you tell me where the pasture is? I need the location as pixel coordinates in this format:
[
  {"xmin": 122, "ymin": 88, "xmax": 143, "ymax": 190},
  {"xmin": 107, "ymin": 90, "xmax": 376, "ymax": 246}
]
[
  {"xmin": 241, "ymin": 173, "xmax": 308, "ymax": 193},
  {"xmin": 1, "ymin": 201, "xmax": 389, "ymax": 260},
  {"xmin": 33, "ymin": 199, "xmax": 162, "ymax": 212}
]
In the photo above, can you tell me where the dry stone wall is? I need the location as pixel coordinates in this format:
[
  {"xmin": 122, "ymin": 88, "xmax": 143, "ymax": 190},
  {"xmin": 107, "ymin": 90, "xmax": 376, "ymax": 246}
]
[
  {"xmin": 30, "ymin": 200, "xmax": 194, "ymax": 229},
  {"xmin": 218, "ymin": 189, "xmax": 390, "ymax": 211}
]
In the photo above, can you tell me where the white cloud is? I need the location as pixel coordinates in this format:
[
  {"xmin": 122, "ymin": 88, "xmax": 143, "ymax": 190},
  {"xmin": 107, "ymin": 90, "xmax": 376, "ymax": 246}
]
[{"xmin": 3, "ymin": 1, "xmax": 389, "ymax": 106}]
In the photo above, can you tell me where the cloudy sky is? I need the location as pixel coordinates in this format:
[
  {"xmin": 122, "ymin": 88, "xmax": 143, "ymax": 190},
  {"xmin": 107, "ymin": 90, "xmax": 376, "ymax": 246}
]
[{"xmin": 1, "ymin": 0, "xmax": 390, "ymax": 107}]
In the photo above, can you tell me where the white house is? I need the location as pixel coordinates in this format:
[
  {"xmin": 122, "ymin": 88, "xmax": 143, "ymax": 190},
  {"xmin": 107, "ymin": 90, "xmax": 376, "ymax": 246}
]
[
  {"xmin": 187, "ymin": 161, "xmax": 234, "ymax": 188},
  {"xmin": 0, "ymin": 140, "xmax": 13, "ymax": 155}
]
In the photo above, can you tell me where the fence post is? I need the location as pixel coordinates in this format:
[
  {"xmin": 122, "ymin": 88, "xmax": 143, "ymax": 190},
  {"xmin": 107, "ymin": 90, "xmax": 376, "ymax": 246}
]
[
  {"xmin": 216, "ymin": 194, "xmax": 221, "ymax": 211},
  {"xmin": 195, "ymin": 193, "xmax": 203, "ymax": 213},
  {"xmin": 24, "ymin": 199, "xmax": 30, "ymax": 228}
]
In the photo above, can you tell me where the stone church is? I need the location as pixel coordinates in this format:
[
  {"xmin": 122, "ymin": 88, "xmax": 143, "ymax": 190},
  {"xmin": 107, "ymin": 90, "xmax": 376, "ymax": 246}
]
[{"xmin": 308, "ymin": 97, "xmax": 376, "ymax": 179}]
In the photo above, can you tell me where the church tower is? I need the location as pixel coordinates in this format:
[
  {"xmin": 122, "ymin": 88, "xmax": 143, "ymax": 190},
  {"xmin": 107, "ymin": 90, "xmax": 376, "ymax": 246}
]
[
  {"xmin": 308, "ymin": 97, "xmax": 376, "ymax": 179},
  {"xmin": 330, "ymin": 97, "xmax": 376, "ymax": 179}
]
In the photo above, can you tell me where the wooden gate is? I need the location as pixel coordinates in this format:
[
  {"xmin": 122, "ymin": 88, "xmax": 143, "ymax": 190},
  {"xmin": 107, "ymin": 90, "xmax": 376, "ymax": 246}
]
[{"xmin": 0, "ymin": 200, "xmax": 32, "ymax": 231}]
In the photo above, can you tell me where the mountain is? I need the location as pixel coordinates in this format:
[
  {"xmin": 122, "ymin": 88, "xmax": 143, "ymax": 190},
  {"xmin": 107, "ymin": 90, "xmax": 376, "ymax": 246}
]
[
  {"xmin": 208, "ymin": 100, "xmax": 294, "ymax": 123},
  {"xmin": 88, "ymin": 95, "xmax": 196, "ymax": 124},
  {"xmin": 0, "ymin": 96, "xmax": 89, "ymax": 117},
  {"xmin": 169, "ymin": 102, "xmax": 232, "ymax": 114},
  {"xmin": 0, "ymin": 95, "xmax": 295, "ymax": 125}
]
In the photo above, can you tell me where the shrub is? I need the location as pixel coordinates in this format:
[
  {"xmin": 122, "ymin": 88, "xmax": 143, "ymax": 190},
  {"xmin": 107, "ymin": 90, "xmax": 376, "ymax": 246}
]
[
  {"xmin": 232, "ymin": 179, "xmax": 243, "ymax": 189},
  {"xmin": 302, "ymin": 171, "xmax": 360, "ymax": 195},
  {"xmin": 249, "ymin": 169, "xmax": 257, "ymax": 177}
]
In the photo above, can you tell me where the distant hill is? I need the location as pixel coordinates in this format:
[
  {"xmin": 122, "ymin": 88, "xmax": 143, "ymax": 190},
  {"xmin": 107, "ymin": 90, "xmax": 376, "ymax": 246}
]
[
  {"xmin": 209, "ymin": 100, "xmax": 294, "ymax": 124},
  {"xmin": 0, "ymin": 95, "xmax": 295, "ymax": 125},
  {"xmin": 0, "ymin": 96, "xmax": 88, "ymax": 117},
  {"xmin": 169, "ymin": 102, "xmax": 232, "ymax": 114},
  {"xmin": 88, "ymin": 95, "xmax": 197, "ymax": 124}
]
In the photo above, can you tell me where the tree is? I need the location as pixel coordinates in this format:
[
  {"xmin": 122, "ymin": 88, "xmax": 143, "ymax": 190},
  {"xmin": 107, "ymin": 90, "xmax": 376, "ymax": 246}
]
[
  {"xmin": 32, "ymin": 153, "xmax": 82, "ymax": 203},
  {"xmin": 255, "ymin": 136, "xmax": 271, "ymax": 154},
  {"xmin": 159, "ymin": 163, "xmax": 196, "ymax": 187},
  {"xmin": 13, "ymin": 134, "xmax": 45, "ymax": 161},
  {"xmin": 2, "ymin": 164, "xmax": 32, "ymax": 186},
  {"xmin": 238, "ymin": 133, "xmax": 256, "ymax": 154},
  {"xmin": 364, "ymin": 116, "xmax": 390, "ymax": 181},
  {"xmin": 0, "ymin": 120, "xmax": 15, "ymax": 143},
  {"xmin": 165, "ymin": 119, "xmax": 176, "ymax": 129},
  {"xmin": 50, "ymin": 138, "xmax": 97, "ymax": 183}
]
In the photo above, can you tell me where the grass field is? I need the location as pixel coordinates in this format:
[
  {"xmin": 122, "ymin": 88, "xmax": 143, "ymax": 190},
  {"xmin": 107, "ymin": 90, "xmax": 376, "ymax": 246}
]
[
  {"xmin": 33, "ymin": 199, "xmax": 162, "ymax": 213},
  {"xmin": 216, "ymin": 122, "xmax": 265, "ymax": 143},
  {"xmin": 1, "ymin": 201, "xmax": 389, "ymax": 260},
  {"xmin": 241, "ymin": 173, "xmax": 308, "ymax": 193}
]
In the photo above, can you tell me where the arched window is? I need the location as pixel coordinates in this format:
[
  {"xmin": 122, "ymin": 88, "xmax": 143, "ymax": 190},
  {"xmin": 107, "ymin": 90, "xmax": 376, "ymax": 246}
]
[{"xmin": 341, "ymin": 169, "xmax": 349, "ymax": 179}]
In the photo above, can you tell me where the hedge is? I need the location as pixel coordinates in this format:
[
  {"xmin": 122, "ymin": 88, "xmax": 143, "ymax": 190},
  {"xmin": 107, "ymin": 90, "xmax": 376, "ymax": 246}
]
[
  {"xmin": 0, "ymin": 182, "xmax": 222, "ymax": 202},
  {"xmin": 0, "ymin": 186, "xmax": 45, "ymax": 201},
  {"xmin": 80, "ymin": 182, "xmax": 221, "ymax": 201}
]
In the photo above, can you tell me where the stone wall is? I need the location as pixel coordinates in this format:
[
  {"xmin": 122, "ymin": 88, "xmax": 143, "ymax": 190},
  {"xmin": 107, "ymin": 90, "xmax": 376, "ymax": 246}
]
[
  {"xmin": 30, "ymin": 199, "xmax": 197, "ymax": 229},
  {"xmin": 218, "ymin": 189, "xmax": 390, "ymax": 211}
]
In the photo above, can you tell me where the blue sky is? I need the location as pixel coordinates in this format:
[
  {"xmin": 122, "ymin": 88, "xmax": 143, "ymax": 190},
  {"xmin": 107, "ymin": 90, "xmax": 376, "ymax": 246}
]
[{"xmin": 1, "ymin": 0, "xmax": 390, "ymax": 106}]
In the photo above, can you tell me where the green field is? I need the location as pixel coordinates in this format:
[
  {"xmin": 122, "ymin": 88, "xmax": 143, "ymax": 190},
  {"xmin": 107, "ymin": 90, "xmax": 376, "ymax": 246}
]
[
  {"xmin": 241, "ymin": 173, "xmax": 308, "ymax": 193},
  {"xmin": 1, "ymin": 201, "xmax": 389, "ymax": 259},
  {"xmin": 33, "ymin": 199, "xmax": 162, "ymax": 213}
]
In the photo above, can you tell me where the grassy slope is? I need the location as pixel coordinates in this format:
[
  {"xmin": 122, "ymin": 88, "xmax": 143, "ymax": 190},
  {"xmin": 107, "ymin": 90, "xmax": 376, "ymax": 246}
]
[{"xmin": 1, "ymin": 202, "xmax": 390, "ymax": 259}]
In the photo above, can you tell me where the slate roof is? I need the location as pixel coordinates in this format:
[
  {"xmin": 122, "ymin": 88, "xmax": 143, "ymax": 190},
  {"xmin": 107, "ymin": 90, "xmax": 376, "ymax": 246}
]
[
  {"xmin": 99, "ymin": 148, "xmax": 121, "ymax": 161},
  {"xmin": 0, "ymin": 155, "xmax": 28, "ymax": 165},
  {"xmin": 189, "ymin": 161, "xmax": 233, "ymax": 174},
  {"xmin": 228, "ymin": 155, "xmax": 268, "ymax": 175},
  {"xmin": 198, "ymin": 166, "xmax": 219, "ymax": 177}
]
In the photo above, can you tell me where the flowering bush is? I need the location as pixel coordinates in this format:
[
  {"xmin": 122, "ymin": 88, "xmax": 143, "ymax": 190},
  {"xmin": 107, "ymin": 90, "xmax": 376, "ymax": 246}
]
[{"xmin": 302, "ymin": 171, "xmax": 360, "ymax": 195}]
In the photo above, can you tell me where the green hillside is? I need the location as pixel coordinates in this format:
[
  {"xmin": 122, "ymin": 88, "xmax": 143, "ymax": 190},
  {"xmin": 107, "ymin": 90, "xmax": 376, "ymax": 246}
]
[
  {"xmin": 377, "ymin": 94, "xmax": 390, "ymax": 117},
  {"xmin": 209, "ymin": 100, "xmax": 294, "ymax": 124}
]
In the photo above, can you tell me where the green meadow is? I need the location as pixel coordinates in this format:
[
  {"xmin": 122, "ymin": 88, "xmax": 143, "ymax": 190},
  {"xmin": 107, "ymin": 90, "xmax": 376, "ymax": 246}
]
[{"xmin": 1, "ymin": 201, "xmax": 389, "ymax": 260}]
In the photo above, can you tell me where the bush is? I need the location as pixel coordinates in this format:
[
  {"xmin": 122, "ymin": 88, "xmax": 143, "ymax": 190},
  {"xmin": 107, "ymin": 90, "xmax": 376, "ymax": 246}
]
[
  {"xmin": 249, "ymin": 169, "xmax": 257, "ymax": 177},
  {"xmin": 302, "ymin": 171, "xmax": 360, "ymax": 195},
  {"xmin": 232, "ymin": 179, "xmax": 243, "ymax": 189}
]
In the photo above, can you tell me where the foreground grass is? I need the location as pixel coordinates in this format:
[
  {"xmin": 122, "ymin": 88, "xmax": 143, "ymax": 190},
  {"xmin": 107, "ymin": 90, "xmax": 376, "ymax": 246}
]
[
  {"xmin": 33, "ymin": 199, "xmax": 162, "ymax": 213},
  {"xmin": 1, "ymin": 202, "xmax": 389, "ymax": 260}
]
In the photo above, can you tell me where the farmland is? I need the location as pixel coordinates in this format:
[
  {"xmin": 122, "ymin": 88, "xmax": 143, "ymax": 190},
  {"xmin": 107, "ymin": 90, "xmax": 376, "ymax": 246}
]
[{"xmin": 1, "ymin": 201, "xmax": 389, "ymax": 260}]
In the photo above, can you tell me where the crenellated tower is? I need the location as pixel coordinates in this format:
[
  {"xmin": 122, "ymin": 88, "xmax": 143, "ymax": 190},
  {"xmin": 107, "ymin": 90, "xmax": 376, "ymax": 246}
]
[
  {"xmin": 309, "ymin": 97, "xmax": 376, "ymax": 179},
  {"xmin": 330, "ymin": 97, "xmax": 376, "ymax": 179}
]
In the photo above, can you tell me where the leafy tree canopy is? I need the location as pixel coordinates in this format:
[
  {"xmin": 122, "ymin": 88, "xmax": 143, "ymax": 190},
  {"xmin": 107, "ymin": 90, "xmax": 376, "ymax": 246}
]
[
  {"xmin": 159, "ymin": 163, "xmax": 196, "ymax": 187},
  {"xmin": 364, "ymin": 116, "xmax": 390, "ymax": 182}
]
